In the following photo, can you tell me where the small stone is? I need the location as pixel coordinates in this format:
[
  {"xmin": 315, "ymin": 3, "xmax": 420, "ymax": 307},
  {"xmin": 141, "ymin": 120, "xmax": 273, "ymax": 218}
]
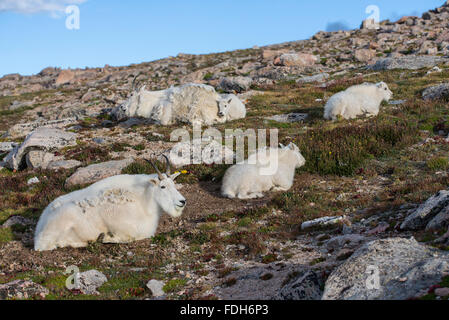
[
  {"xmin": 76, "ymin": 270, "xmax": 107, "ymax": 295},
  {"xmin": 1, "ymin": 215, "xmax": 33, "ymax": 229},
  {"xmin": 27, "ymin": 177, "xmax": 40, "ymax": 185},
  {"xmin": 65, "ymin": 158, "xmax": 134, "ymax": 187},
  {"xmin": 146, "ymin": 280, "xmax": 165, "ymax": 297},
  {"xmin": 265, "ymin": 113, "xmax": 308, "ymax": 123},
  {"xmin": 26, "ymin": 150, "xmax": 57, "ymax": 169},
  {"xmin": 301, "ymin": 216, "xmax": 344, "ymax": 230}
]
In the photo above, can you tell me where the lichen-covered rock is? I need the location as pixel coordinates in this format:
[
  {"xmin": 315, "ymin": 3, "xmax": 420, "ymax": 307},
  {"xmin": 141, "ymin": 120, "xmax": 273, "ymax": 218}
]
[
  {"xmin": 7, "ymin": 118, "xmax": 79, "ymax": 138},
  {"xmin": 301, "ymin": 216, "xmax": 344, "ymax": 230},
  {"xmin": 354, "ymin": 49, "xmax": 376, "ymax": 63},
  {"xmin": 273, "ymin": 270, "xmax": 323, "ymax": 300},
  {"xmin": 1, "ymin": 215, "xmax": 33, "ymax": 229},
  {"xmin": 56, "ymin": 69, "xmax": 75, "ymax": 86},
  {"xmin": 46, "ymin": 160, "xmax": 82, "ymax": 170},
  {"xmin": 296, "ymin": 73, "xmax": 329, "ymax": 84},
  {"xmin": 322, "ymin": 238, "xmax": 449, "ymax": 300},
  {"xmin": 146, "ymin": 280, "xmax": 165, "ymax": 297},
  {"xmin": 368, "ymin": 56, "xmax": 447, "ymax": 71},
  {"xmin": 265, "ymin": 113, "xmax": 308, "ymax": 123},
  {"xmin": 76, "ymin": 270, "xmax": 108, "ymax": 295},
  {"xmin": 0, "ymin": 280, "xmax": 49, "ymax": 300},
  {"xmin": 401, "ymin": 190, "xmax": 449, "ymax": 231},
  {"xmin": 26, "ymin": 150, "xmax": 57, "ymax": 169},
  {"xmin": 65, "ymin": 158, "xmax": 134, "ymax": 187},
  {"xmin": 422, "ymin": 83, "xmax": 449, "ymax": 100},
  {"xmin": 0, "ymin": 142, "xmax": 17, "ymax": 153},
  {"xmin": 274, "ymin": 53, "xmax": 318, "ymax": 67},
  {"xmin": 168, "ymin": 139, "xmax": 234, "ymax": 168},
  {"xmin": 4, "ymin": 128, "xmax": 77, "ymax": 170}
]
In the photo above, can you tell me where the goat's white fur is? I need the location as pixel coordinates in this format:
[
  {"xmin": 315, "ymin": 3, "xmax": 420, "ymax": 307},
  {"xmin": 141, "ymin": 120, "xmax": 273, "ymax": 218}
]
[
  {"xmin": 116, "ymin": 83, "xmax": 246, "ymax": 125},
  {"xmin": 34, "ymin": 173, "xmax": 186, "ymax": 251},
  {"xmin": 324, "ymin": 82, "xmax": 393, "ymax": 120},
  {"xmin": 221, "ymin": 143, "xmax": 306, "ymax": 200}
]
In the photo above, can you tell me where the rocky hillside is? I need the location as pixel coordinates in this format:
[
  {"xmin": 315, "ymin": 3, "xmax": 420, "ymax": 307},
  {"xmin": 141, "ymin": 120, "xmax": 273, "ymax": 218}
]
[{"xmin": 1, "ymin": 3, "xmax": 449, "ymax": 300}]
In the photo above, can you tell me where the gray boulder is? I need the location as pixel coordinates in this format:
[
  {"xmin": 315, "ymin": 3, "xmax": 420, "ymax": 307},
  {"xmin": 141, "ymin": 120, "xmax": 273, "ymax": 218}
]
[
  {"xmin": 401, "ymin": 190, "xmax": 449, "ymax": 231},
  {"xmin": 1, "ymin": 215, "xmax": 33, "ymax": 229},
  {"xmin": 4, "ymin": 128, "xmax": 77, "ymax": 170},
  {"xmin": 0, "ymin": 142, "xmax": 17, "ymax": 153},
  {"xmin": 218, "ymin": 76, "xmax": 253, "ymax": 93},
  {"xmin": 266, "ymin": 113, "xmax": 308, "ymax": 123},
  {"xmin": 422, "ymin": 83, "xmax": 449, "ymax": 100},
  {"xmin": 26, "ymin": 150, "xmax": 57, "ymax": 169},
  {"xmin": 273, "ymin": 270, "xmax": 323, "ymax": 300},
  {"xmin": 146, "ymin": 280, "xmax": 166, "ymax": 297},
  {"xmin": 322, "ymin": 238, "xmax": 449, "ymax": 300},
  {"xmin": 296, "ymin": 73, "xmax": 329, "ymax": 84},
  {"xmin": 301, "ymin": 216, "xmax": 345, "ymax": 230},
  {"xmin": 368, "ymin": 56, "xmax": 447, "ymax": 71},
  {"xmin": 7, "ymin": 117, "xmax": 79, "ymax": 138},
  {"xmin": 65, "ymin": 158, "xmax": 134, "ymax": 187}
]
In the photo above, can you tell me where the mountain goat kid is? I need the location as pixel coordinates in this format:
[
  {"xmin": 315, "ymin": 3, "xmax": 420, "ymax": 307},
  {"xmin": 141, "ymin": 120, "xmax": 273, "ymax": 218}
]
[
  {"xmin": 221, "ymin": 143, "xmax": 306, "ymax": 200},
  {"xmin": 34, "ymin": 157, "xmax": 186, "ymax": 251},
  {"xmin": 324, "ymin": 82, "xmax": 393, "ymax": 120},
  {"xmin": 113, "ymin": 83, "xmax": 246, "ymax": 126}
]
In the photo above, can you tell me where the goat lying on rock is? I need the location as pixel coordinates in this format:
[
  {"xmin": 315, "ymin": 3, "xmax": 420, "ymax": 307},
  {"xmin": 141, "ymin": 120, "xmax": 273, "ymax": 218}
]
[
  {"xmin": 324, "ymin": 82, "xmax": 393, "ymax": 120},
  {"xmin": 34, "ymin": 157, "xmax": 186, "ymax": 251},
  {"xmin": 221, "ymin": 143, "xmax": 306, "ymax": 199}
]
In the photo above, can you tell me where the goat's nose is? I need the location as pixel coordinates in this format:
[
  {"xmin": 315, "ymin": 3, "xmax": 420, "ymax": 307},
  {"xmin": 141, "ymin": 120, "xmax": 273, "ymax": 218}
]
[
  {"xmin": 218, "ymin": 112, "xmax": 224, "ymax": 117},
  {"xmin": 179, "ymin": 200, "xmax": 186, "ymax": 206}
]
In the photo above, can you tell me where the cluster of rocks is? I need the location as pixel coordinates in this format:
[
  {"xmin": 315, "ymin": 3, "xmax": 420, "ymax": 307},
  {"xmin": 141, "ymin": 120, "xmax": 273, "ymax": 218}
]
[{"xmin": 2, "ymin": 128, "xmax": 80, "ymax": 171}]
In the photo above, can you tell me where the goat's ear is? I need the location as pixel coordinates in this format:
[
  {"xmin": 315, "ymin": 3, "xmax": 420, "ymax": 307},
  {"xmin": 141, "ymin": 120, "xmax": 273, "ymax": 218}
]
[
  {"xmin": 227, "ymin": 98, "xmax": 233, "ymax": 104},
  {"xmin": 279, "ymin": 143, "xmax": 285, "ymax": 148},
  {"xmin": 149, "ymin": 178, "xmax": 159, "ymax": 186}
]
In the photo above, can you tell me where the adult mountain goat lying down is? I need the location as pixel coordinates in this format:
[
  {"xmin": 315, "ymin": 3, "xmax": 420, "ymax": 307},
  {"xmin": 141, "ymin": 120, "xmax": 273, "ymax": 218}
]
[
  {"xmin": 221, "ymin": 143, "xmax": 306, "ymax": 200},
  {"xmin": 324, "ymin": 82, "xmax": 393, "ymax": 120},
  {"xmin": 113, "ymin": 83, "xmax": 246, "ymax": 126},
  {"xmin": 34, "ymin": 157, "xmax": 186, "ymax": 251}
]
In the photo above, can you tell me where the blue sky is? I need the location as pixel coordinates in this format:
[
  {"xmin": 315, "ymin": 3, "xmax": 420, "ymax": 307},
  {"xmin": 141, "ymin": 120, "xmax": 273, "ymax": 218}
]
[{"xmin": 0, "ymin": 0, "xmax": 444, "ymax": 77}]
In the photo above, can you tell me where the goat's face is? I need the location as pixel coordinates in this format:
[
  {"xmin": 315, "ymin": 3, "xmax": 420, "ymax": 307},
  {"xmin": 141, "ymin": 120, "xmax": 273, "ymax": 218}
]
[
  {"xmin": 150, "ymin": 173, "xmax": 186, "ymax": 218},
  {"xmin": 377, "ymin": 82, "xmax": 393, "ymax": 101},
  {"xmin": 217, "ymin": 98, "xmax": 233, "ymax": 118},
  {"xmin": 284, "ymin": 143, "xmax": 306, "ymax": 168},
  {"xmin": 120, "ymin": 86, "xmax": 146, "ymax": 114}
]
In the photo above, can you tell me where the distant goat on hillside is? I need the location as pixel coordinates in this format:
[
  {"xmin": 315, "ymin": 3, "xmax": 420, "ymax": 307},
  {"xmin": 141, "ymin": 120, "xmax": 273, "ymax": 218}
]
[{"xmin": 324, "ymin": 82, "xmax": 393, "ymax": 120}]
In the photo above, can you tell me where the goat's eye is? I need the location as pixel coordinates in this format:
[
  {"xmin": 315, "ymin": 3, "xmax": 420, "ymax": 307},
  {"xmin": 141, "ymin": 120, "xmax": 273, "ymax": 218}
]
[{"xmin": 161, "ymin": 186, "xmax": 166, "ymax": 189}]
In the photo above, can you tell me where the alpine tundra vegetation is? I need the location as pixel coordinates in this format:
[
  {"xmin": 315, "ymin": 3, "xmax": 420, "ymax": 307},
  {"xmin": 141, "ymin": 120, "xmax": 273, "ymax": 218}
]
[{"xmin": 1, "ymin": 1, "xmax": 449, "ymax": 301}]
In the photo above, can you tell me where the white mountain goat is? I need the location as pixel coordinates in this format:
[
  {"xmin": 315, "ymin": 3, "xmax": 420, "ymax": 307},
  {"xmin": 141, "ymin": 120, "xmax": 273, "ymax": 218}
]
[
  {"xmin": 34, "ymin": 157, "xmax": 186, "ymax": 251},
  {"xmin": 324, "ymin": 82, "xmax": 393, "ymax": 120},
  {"xmin": 113, "ymin": 83, "xmax": 246, "ymax": 126},
  {"xmin": 221, "ymin": 143, "xmax": 306, "ymax": 200}
]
